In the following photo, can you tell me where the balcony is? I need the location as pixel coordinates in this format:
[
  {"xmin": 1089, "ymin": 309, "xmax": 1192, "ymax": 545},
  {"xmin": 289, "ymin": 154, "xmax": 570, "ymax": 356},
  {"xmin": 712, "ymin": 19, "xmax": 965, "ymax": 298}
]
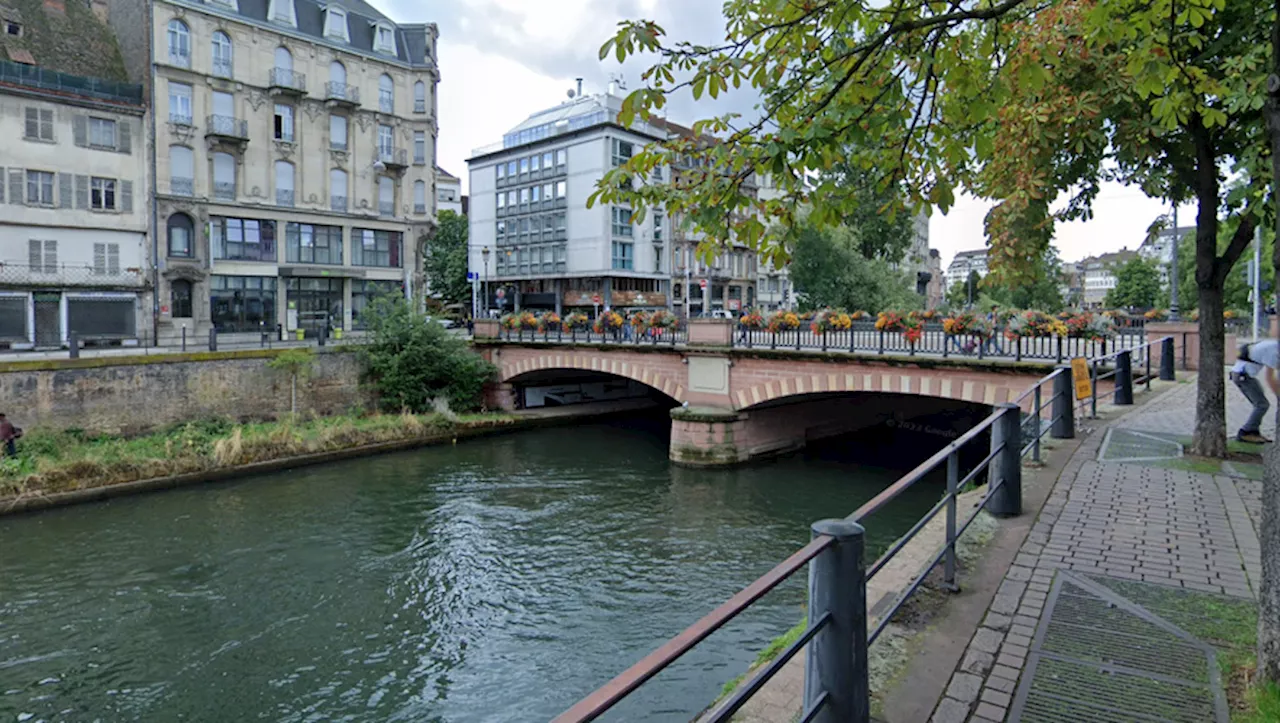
[
  {"xmin": 378, "ymin": 201, "xmax": 394, "ymax": 217},
  {"xmin": 324, "ymin": 82, "xmax": 360, "ymax": 108},
  {"xmin": 169, "ymin": 112, "xmax": 193, "ymax": 127},
  {"xmin": 268, "ymin": 68, "xmax": 306, "ymax": 96},
  {"xmin": 331, "ymin": 195, "xmax": 347, "ymax": 212},
  {"xmin": 0, "ymin": 59, "xmax": 144, "ymax": 106},
  {"xmin": 205, "ymin": 115, "xmax": 249, "ymax": 145},
  {"xmin": 213, "ymin": 181, "xmax": 236, "ymax": 201},
  {"xmin": 170, "ymin": 177, "xmax": 194, "ymax": 196},
  {"xmin": 376, "ymin": 147, "xmax": 408, "ymax": 171},
  {"xmin": 414, "ymin": 203, "xmax": 426, "ymax": 215},
  {"xmin": 0, "ymin": 260, "xmax": 145, "ymax": 288},
  {"xmin": 276, "ymin": 189, "xmax": 295, "ymax": 207},
  {"xmin": 414, "ymin": 99, "xmax": 426, "ymax": 113}
]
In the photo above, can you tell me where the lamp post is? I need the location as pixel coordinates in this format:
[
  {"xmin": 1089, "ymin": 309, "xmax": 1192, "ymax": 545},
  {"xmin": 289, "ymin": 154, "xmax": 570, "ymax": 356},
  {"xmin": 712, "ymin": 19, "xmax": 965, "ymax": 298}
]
[
  {"xmin": 481, "ymin": 247, "xmax": 490, "ymax": 317},
  {"xmin": 1169, "ymin": 204, "xmax": 1180, "ymax": 320}
]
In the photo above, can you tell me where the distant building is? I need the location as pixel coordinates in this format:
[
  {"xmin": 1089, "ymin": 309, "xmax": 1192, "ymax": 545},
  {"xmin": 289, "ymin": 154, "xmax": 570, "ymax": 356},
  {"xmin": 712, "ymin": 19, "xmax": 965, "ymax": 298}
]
[
  {"xmin": 1139, "ymin": 225, "xmax": 1191, "ymax": 286},
  {"xmin": 945, "ymin": 249, "xmax": 988, "ymax": 289},
  {"xmin": 0, "ymin": 0, "xmax": 150, "ymax": 349},
  {"xmin": 1081, "ymin": 249, "xmax": 1136, "ymax": 307},
  {"xmin": 925, "ymin": 249, "xmax": 944, "ymax": 309},
  {"xmin": 437, "ymin": 166, "xmax": 463, "ymax": 216}
]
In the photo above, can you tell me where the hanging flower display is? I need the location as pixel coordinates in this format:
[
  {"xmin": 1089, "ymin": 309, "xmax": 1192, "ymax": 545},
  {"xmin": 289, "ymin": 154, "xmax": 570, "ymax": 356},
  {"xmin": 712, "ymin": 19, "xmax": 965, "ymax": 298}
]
[
  {"xmin": 1004, "ymin": 310, "xmax": 1068, "ymax": 340},
  {"xmin": 500, "ymin": 313, "xmax": 520, "ymax": 330},
  {"xmin": 850, "ymin": 310, "xmax": 869, "ymax": 320},
  {"xmin": 1063, "ymin": 312, "xmax": 1114, "ymax": 340},
  {"xmin": 592, "ymin": 311, "xmax": 625, "ymax": 334},
  {"xmin": 810, "ymin": 309, "xmax": 853, "ymax": 334},
  {"xmin": 562, "ymin": 312, "xmax": 589, "ymax": 331},
  {"xmin": 767, "ymin": 311, "xmax": 801, "ymax": 333},
  {"xmin": 629, "ymin": 311, "xmax": 650, "ymax": 328},
  {"xmin": 1144, "ymin": 309, "xmax": 1169, "ymax": 321},
  {"xmin": 875, "ymin": 311, "xmax": 906, "ymax": 332},
  {"xmin": 540, "ymin": 312, "xmax": 562, "ymax": 332},
  {"xmin": 648, "ymin": 310, "xmax": 677, "ymax": 330},
  {"xmin": 740, "ymin": 310, "xmax": 766, "ymax": 329},
  {"xmin": 942, "ymin": 311, "xmax": 993, "ymax": 338}
]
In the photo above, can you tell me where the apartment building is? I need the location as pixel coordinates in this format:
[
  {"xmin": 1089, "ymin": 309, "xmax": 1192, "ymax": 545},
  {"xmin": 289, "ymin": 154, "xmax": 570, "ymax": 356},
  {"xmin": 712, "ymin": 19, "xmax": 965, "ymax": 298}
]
[
  {"xmin": 1082, "ymin": 249, "xmax": 1136, "ymax": 307},
  {"xmin": 110, "ymin": 0, "xmax": 438, "ymax": 340},
  {"xmin": 468, "ymin": 90, "xmax": 672, "ymax": 315},
  {"xmin": 945, "ymin": 248, "xmax": 989, "ymax": 289},
  {"xmin": 0, "ymin": 0, "xmax": 151, "ymax": 349},
  {"xmin": 436, "ymin": 165, "xmax": 462, "ymax": 215},
  {"xmin": 1139, "ymin": 225, "xmax": 1188, "ymax": 286}
]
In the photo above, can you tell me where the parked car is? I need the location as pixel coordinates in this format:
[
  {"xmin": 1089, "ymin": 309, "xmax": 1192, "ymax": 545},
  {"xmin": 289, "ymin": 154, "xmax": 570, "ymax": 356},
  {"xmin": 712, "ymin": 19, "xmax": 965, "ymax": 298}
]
[{"xmin": 427, "ymin": 316, "xmax": 456, "ymax": 329}]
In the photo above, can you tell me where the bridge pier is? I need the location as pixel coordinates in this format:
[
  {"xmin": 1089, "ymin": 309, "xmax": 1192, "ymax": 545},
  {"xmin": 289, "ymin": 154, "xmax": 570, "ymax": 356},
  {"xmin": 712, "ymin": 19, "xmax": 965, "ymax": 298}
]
[{"xmin": 669, "ymin": 407, "xmax": 759, "ymax": 467}]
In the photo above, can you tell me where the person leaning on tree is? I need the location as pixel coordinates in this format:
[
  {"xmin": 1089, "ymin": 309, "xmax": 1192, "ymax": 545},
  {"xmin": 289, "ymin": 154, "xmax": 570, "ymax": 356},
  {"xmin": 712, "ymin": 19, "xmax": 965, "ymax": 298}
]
[{"xmin": 1231, "ymin": 340, "xmax": 1279, "ymax": 444}]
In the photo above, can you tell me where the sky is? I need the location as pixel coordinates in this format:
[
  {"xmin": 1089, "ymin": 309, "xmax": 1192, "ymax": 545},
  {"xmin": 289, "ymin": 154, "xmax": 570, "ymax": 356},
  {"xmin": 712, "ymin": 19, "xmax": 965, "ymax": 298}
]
[{"xmin": 375, "ymin": 0, "xmax": 1176, "ymax": 268}]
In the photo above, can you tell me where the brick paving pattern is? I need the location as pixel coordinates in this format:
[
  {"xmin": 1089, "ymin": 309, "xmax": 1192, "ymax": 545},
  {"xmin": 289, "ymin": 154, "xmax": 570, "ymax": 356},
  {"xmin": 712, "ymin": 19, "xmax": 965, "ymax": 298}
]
[{"xmin": 932, "ymin": 378, "xmax": 1263, "ymax": 722}]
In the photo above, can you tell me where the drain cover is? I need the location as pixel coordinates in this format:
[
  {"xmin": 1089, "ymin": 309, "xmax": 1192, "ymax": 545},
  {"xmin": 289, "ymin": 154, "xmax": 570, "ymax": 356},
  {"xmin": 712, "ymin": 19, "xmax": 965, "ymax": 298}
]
[
  {"xmin": 1098, "ymin": 429, "xmax": 1184, "ymax": 463},
  {"xmin": 1009, "ymin": 572, "xmax": 1228, "ymax": 723}
]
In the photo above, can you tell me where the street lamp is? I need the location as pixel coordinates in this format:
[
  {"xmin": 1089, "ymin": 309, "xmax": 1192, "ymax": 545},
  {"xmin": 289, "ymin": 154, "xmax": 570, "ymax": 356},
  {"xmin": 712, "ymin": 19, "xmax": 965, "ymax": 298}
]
[{"xmin": 480, "ymin": 247, "xmax": 490, "ymax": 317}]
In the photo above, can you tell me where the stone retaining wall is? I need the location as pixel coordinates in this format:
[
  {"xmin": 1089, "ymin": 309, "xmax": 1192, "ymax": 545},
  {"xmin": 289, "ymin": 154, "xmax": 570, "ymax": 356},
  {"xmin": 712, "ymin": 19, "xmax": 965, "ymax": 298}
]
[{"xmin": 0, "ymin": 349, "xmax": 371, "ymax": 434}]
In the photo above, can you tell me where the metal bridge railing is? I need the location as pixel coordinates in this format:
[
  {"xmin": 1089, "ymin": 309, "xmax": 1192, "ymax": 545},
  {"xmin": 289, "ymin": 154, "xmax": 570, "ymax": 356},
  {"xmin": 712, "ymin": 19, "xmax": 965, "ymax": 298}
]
[{"xmin": 555, "ymin": 336, "xmax": 1179, "ymax": 723}]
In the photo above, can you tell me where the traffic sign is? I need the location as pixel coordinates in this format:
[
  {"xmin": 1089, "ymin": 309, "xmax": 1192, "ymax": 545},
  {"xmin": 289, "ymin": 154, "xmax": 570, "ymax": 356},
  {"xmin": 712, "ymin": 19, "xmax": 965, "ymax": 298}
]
[
  {"xmin": 467, "ymin": 271, "xmax": 479, "ymax": 281},
  {"xmin": 699, "ymin": 279, "xmax": 707, "ymax": 290},
  {"xmin": 496, "ymin": 288, "xmax": 506, "ymax": 299},
  {"xmin": 592, "ymin": 294, "xmax": 602, "ymax": 304}
]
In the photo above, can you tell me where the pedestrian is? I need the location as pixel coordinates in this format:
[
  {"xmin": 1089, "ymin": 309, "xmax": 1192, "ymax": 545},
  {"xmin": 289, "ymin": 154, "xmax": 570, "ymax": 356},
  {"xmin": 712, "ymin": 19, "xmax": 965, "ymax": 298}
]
[
  {"xmin": 1231, "ymin": 340, "xmax": 1279, "ymax": 444},
  {"xmin": 983, "ymin": 305, "xmax": 1003, "ymax": 355},
  {"xmin": 0, "ymin": 413, "xmax": 19, "ymax": 457}
]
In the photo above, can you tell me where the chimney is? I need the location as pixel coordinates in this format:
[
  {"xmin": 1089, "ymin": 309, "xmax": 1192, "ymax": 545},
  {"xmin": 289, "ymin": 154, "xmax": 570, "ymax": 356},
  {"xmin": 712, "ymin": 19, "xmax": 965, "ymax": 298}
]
[{"xmin": 575, "ymin": 78, "xmax": 583, "ymax": 97}]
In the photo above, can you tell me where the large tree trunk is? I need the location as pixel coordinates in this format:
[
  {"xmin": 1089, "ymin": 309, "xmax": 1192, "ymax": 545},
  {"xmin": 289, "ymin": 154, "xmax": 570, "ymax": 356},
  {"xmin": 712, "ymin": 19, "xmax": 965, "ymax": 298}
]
[
  {"xmin": 1258, "ymin": 0, "xmax": 1280, "ymax": 684},
  {"xmin": 1190, "ymin": 117, "xmax": 1227, "ymax": 459}
]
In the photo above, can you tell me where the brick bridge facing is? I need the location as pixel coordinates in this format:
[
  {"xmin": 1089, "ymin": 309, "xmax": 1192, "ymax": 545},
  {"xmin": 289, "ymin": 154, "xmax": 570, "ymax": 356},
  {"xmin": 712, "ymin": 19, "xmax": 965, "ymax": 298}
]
[{"xmin": 476, "ymin": 332, "xmax": 1056, "ymax": 467}]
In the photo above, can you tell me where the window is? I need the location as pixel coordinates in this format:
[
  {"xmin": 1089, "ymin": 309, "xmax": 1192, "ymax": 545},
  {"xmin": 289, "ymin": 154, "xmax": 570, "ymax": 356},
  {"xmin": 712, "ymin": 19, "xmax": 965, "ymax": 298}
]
[
  {"xmin": 542, "ymin": 152, "xmax": 553, "ymax": 170},
  {"xmin": 653, "ymin": 212, "xmax": 664, "ymax": 242},
  {"xmin": 167, "ymin": 19, "xmax": 190, "ymax": 67},
  {"xmin": 329, "ymin": 114, "xmax": 347, "ymax": 150},
  {"xmin": 168, "ymin": 82, "xmax": 192, "ymax": 124},
  {"xmin": 611, "ymin": 207, "xmax": 633, "ymax": 237},
  {"xmin": 531, "ymin": 185, "xmax": 541, "ymax": 203},
  {"xmin": 88, "ymin": 117, "xmax": 117, "ymax": 148},
  {"xmin": 556, "ymin": 180, "xmax": 566, "ymax": 198},
  {"xmin": 519, "ymin": 188, "xmax": 529, "ymax": 205},
  {"xmin": 413, "ymin": 180, "xmax": 426, "ymax": 214},
  {"xmin": 24, "ymin": 108, "xmax": 53, "ymax": 141},
  {"xmin": 25, "ymin": 170, "xmax": 54, "ymax": 205},
  {"xmin": 413, "ymin": 81, "xmax": 426, "ymax": 113},
  {"xmin": 274, "ymin": 46, "xmax": 292, "ymax": 72},
  {"xmin": 531, "ymin": 154, "xmax": 540, "ymax": 172},
  {"xmin": 268, "ymin": 0, "xmax": 296, "ymax": 26},
  {"xmin": 323, "ymin": 7, "xmax": 348, "ymax": 41},
  {"xmin": 286, "ymin": 223, "xmax": 343, "ymax": 264},
  {"xmin": 170, "ymin": 280, "xmax": 193, "ymax": 318},
  {"xmin": 612, "ymin": 241, "xmax": 634, "ymax": 270},
  {"xmin": 169, "ymin": 145, "xmax": 194, "ymax": 195},
  {"xmin": 651, "ymin": 165, "xmax": 664, "ymax": 181},
  {"xmin": 211, "ymin": 31, "xmax": 233, "ymax": 78},
  {"xmin": 92, "ymin": 243, "xmax": 120, "ymax": 275},
  {"xmin": 28, "ymin": 240, "xmax": 57, "ymax": 274},
  {"xmin": 653, "ymin": 245, "xmax": 663, "ymax": 273},
  {"xmin": 211, "ymin": 217, "xmax": 276, "ymax": 261},
  {"xmin": 378, "ymin": 74, "xmax": 394, "ymax": 113},
  {"xmin": 377, "ymin": 176, "xmax": 394, "ymax": 216},
  {"xmin": 556, "ymin": 149, "xmax": 567, "ymax": 167},
  {"xmin": 286, "ymin": 277, "xmax": 342, "ymax": 333},
  {"xmin": 211, "ymin": 275, "xmax": 276, "ymax": 332},
  {"xmin": 329, "ymin": 59, "xmax": 346, "ymax": 85},
  {"xmin": 329, "ymin": 168, "xmax": 347, "ymax": 211},
  {"xmin": 373, "ymin": 23, "xmax": 395, "ymax": 55},
  {"xmin": 377, "ymin": 124, "xmax": 393, "ymax": 158},
  {"xmin": 507, "ymin": 190, "xmax": 516, "ymax": 207},
  {"xmin": 506, "ymin": 161, "xmax": 516, "ymax": 176},
  {"xmin": 90, "ymin": 177, "xmax": 116, "ymax": 210},
  {"xmin": 213, "ymin": 152, "xmax": 236, "ymax": 200},
  {"xmin": 611, "ymin": 139, "xmax": 633, "ymax": 166},
  {"xmin": 519, "ymin": 157, "xmax": 528, "ymax": 175},
  {"xmin": 274, "ymin": 104, "xmax": 294, "ymax": 142},
  {"xmin": 275, "ymin": 161, "xmax": 294, "ymax": 206},
  {"xmin": 496, "ymin": 193, "xmax": 505, "ymax": 210},
  {"xmin": 5, "ymin": 21, "xmax": 21, "ymax": 37},
  {"xmin": 496, "ymin": 164, "xmax": 505, "ymax": 180},
  {"xmin": 413, "ymin": 131, "xmax": 425, "ymax": 164},
  {"xmin": 351, "ymin": 229, "xmax": 402, "ymax": 267},
  {"xmin": 543, "ymin": 184, "xmax": 553, "ymax": 202},
  {"xmin": 167, "ymin": 213, "xmax": 194, "ymax": 257},
  {"xmin": 352, "ymin": 280, "xmax": 401, "ymax": 328}
]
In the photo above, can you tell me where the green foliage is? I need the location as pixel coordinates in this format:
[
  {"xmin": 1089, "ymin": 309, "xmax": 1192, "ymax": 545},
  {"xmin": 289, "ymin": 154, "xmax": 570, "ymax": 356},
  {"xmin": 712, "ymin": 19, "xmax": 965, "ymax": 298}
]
[
  {"xmin": 946, "ymin": 271, "xmax": 984, "ymax": 308},
  {"xmin": 267, "ymin": 348, "xmax": 315, "ymax": 378},
  {"xmin": 359, "ymin": 294, "xmax": 495, "ymax": 413},
  {"xmin": 789, "ymin": 222, "xmax": 920, "ymax": 314},
  {"xmin": 1105, "ymin": 257, "xmax": 1164, "ymax": 309},
  {"xmin": 423, "ymin": 210, "xmax": 471, "ymax": 308},
  {"xmin": 829, "ymin": 169, "xmax": 917, "ymax": 264},
  {"xmin": 1168, "ymin": 221, "xmax": 1274, "ymax": 313}
]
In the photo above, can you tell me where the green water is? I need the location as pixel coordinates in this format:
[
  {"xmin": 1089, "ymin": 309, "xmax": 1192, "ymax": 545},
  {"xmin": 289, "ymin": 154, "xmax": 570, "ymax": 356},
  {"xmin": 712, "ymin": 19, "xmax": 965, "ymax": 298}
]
[{"xmin": 0, "ymin": 416, "xmax": 939, "ymax": 722}]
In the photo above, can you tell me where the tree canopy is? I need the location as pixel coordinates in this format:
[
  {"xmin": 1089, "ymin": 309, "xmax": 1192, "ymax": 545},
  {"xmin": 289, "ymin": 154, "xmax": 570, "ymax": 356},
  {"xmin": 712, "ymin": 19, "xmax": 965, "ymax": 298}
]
[
  {"xmin": 423, "ymin": 210, "xmax": 470, "ymax": 309},
  {"xmin": 789, "ymin": 221, "xmax": 920, "ymax": 313},
  {"xmin": 1105, "ymin": 256, "xmax": 1163, "ymax": 309}
]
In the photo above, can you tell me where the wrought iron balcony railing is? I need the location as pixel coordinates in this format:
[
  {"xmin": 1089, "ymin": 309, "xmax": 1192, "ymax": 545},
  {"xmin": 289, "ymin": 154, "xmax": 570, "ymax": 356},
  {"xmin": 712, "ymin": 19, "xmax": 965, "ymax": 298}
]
[
  {"xmin": 325, "ymin": 82, "xmax": 359, "ymax": 104},
  {"xmin": 170, "ymin": 177, "xmax": 194, "ymax": 196},
  {"xmin": 0, "ymin": 261, "xmax": 145, "ymax": 287},
  {"xmin": 377, "ymin": 147, "xmax": 408, "ymax": 168},
  {"xmin": 206, "ymin": 114, "xmax": 248, "ymax": 139},
  {"xmin": 276, "ymin": 189, "xmax": 295, "ymax": 207},
  {"xmin": 269, "ymin": 68, "xmax": 306, "ymax": 93},
  {"xmin": 213, "ymin": 181, "xmax": 236, "ymax": 201},
  {"xmin": 330, "ymin": 195, "xmax": 347, "ymax": 212}
]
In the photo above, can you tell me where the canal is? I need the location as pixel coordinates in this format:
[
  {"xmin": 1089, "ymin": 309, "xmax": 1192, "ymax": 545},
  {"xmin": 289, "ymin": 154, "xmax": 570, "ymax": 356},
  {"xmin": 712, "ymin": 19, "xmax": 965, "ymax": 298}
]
[{"xmin": 0, "ymin": 414, "xmax": 943, "ymax": 722}]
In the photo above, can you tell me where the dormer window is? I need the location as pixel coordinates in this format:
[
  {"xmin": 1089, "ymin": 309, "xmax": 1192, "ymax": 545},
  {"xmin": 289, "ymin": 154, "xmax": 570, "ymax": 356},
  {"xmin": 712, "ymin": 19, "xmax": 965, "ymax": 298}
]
[
  {"xmin": 372, "ymin": 21, "xmax": 395, "ymax": 55},
  {"xmin": 267, "ymin": 0, "xmax": 295, "ymax": 27},
  {"xmin": 323, "ymin": 6, "xmax": 348, "ymax": 42}
]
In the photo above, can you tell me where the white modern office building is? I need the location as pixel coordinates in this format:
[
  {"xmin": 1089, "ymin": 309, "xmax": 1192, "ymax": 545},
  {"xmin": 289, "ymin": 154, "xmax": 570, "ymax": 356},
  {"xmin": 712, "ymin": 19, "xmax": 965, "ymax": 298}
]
[{"xmin": 945, "ymin": 248, "xmax": 989, "ymax": 289}]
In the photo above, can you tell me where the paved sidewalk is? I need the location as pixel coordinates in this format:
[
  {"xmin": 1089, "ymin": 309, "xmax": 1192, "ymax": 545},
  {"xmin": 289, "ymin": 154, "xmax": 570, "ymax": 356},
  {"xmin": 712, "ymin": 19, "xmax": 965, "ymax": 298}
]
[{"xmin": 932, "ymin": 378, "xmax": 1263, "ymax": 723}]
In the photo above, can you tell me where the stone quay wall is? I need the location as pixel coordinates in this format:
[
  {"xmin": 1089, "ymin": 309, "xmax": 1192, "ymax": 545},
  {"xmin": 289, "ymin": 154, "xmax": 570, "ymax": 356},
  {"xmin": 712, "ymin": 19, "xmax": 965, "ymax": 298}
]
[{"xmin": 0, "ymin": 349, "xmax": 372, "ymax": 434}]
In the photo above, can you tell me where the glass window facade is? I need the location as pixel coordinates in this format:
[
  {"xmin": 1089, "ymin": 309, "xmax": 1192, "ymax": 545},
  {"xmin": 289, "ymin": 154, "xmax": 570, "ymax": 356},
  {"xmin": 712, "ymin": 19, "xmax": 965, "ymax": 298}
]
[
  {"xmin": 285, "ymin": 222, "xmax": 343, "ymax": 265},
  {"xmin": 352, "ymin": 280, "xmax": 402, "ymax": 328},
  {"xmin": 211, "ymin": 217, "xmax": 276, "ymax": 261},
  {"xmin": 286, "ymin": 277, "xmax": 343, "ymax": 333},
  {"xmin": 351, "ymin": 228, "xmax": 402, "ymax": 267},
  {"xmin": 211, "ymin": 275, "xmax": 276, "ymax": 332}
]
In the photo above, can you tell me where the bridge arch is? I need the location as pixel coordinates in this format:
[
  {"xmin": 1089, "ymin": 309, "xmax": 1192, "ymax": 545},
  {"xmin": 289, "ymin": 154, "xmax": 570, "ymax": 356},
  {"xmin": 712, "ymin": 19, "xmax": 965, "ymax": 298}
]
[
  {"xmin": 732, "ymin": 368, "xmax": 1023, "ymax": 412},
  {"xmin": 497, "ymin": 351, "xmax": 686, "ymax": 404}
]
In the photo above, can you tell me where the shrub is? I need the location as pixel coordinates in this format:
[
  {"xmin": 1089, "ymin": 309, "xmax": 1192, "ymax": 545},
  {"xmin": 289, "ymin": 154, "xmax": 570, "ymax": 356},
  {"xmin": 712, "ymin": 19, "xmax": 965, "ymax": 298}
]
[{"xmin": 359, "ymin": 295, "xmax": 496, "ymax": 413}]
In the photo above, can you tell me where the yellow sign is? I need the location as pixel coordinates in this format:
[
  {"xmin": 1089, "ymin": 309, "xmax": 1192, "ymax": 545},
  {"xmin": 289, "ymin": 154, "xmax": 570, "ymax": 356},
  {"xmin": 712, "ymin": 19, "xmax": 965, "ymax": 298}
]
[{"xmin": 1071, "ymin": 357, "xmax": 1092, "ymax": 400}]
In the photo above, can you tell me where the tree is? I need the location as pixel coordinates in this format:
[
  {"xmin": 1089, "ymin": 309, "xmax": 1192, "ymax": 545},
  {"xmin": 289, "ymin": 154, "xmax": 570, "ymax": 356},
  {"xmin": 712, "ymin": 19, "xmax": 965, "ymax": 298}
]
[
  {"xmin": 985, "ymin": 249, "xmax": 1067, "ymax": 312},
  {"xmin": 789, "ymin": 221, "xmax": 919, "ymax": 312},
  {"xmin": 267, "ymin": 348, "xmax": 315, "ymax": 416},
  {"xmin": 829, "ymin": 168, "xmax": 916, "ymax": 264},
  {"xmin": 423, "ymin": 210, "xmax": 470, "ymax": 309},
  {"xmin": 946, "ymin": 271, "xmax": 983, "ymax": 308},
  {"xmin": 1168, "ymin": 220, "xmax": 1274, "ymax": 314},
  {"xmin": 1105, "ymin": 257, "xmax": 1163, "ymax": 309},
  {"xmin": 359, "ymin": 295, "xmax": 495, "ymax": 413}
]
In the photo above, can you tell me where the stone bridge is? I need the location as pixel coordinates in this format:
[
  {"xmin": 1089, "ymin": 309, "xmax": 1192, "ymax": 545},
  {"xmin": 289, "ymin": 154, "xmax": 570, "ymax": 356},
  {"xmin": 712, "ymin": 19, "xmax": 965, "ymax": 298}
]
[{"xmin": 473, "ymin": 319, "xmax": 1075, "ymax": 466}]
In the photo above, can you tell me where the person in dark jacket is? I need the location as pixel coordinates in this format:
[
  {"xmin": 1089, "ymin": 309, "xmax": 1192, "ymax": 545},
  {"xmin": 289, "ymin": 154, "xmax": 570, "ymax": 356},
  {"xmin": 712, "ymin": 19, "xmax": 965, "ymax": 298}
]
[{"xmin": 0, "ymin": 413, "xmax": 18, "ymax": 457}]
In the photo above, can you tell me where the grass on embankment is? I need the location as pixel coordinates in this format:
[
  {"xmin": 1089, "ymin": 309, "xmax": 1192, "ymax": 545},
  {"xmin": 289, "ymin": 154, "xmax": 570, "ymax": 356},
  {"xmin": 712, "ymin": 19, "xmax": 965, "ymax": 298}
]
[{"xmin": 0, "ymin": 410, "xmax": 513, "ymax": 501}]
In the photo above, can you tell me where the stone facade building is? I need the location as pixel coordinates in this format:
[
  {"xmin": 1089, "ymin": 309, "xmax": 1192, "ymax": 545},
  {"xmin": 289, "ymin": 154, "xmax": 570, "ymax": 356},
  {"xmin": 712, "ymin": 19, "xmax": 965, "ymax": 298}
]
[
  {"xmin": 109, "ymin": 0, "xmax": 438, "ymax": 342},
  {"xmin": 0, "ymin": 0, "xmax": 151, "ymax": 349}
]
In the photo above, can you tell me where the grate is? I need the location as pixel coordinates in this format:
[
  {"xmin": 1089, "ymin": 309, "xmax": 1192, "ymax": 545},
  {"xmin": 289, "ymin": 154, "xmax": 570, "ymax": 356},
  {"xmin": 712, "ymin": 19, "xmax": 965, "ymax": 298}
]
[
  {"xmin": 1009, "ymin": 572, "xmax": 1228, "ymax": 723},
  {"xmin": 1097, "ymin": 428, "xmax": 1184, "ymax": 463}
]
